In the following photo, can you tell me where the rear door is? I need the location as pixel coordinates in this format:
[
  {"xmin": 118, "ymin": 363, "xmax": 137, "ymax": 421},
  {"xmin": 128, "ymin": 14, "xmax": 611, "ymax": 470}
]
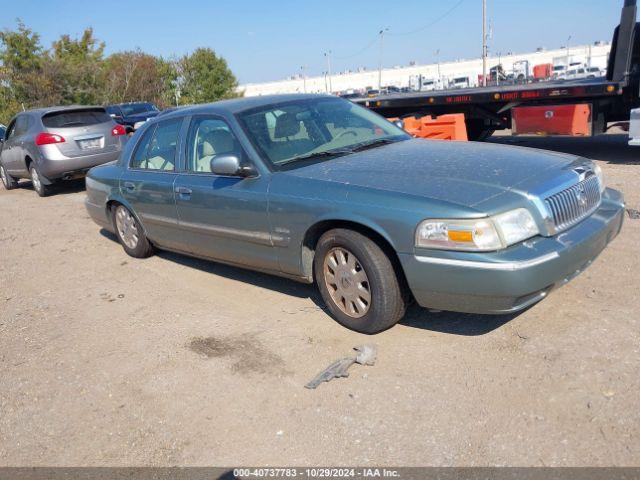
[
  {"xmin": 173, "ymin": 115, "xmax": 276, "ymax": 270},
  {"xmin": 41, "ymin": 108, "xmax": 120, "ymax": 159},
  {"xmin": 120, "ymin": 117, "xmax": 185, "ymax": 250}
]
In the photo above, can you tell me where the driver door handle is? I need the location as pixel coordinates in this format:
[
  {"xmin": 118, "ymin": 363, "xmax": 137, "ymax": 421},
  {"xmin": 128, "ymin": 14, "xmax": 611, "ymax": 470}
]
[{"xmin": 175, "ymin": 186, "xmax": 192, "ymax": 198}]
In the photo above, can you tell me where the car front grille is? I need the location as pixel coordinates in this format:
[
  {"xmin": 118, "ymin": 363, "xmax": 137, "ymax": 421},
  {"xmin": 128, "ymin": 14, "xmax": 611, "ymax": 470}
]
[{"xmin": 544, "ymin": 175, "xmax": 601, "ymax": 232}]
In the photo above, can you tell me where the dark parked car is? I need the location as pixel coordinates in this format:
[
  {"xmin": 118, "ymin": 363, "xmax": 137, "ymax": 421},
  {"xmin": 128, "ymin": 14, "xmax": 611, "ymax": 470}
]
[
  {"xmin": 0, "ymin": 106, "xmax": 127, "ymax": 196},
  {"xmin": 85, "ymin": 94, "xmax": 624, "ymax": 333},
  {"xmin": 106, "ymin": 102, "xmax": 160, "ymax": 132}
]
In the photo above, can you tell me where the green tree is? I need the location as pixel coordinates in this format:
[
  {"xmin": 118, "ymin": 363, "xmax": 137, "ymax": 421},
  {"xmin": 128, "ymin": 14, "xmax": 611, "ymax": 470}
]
[
  {"xmin": 51, "ymin": 28, "xmax": 105, "ymax": 105},
  {"xmin": 179, "ymin": 48, "xmax": 240, "ymax": 104},
  {"xmin": 103, "ymin": 50, "xmax": 177, "ymax": 108},
  {"xmin": 0, "ymin": 20, "xmax": 44, "ymax": 120}
]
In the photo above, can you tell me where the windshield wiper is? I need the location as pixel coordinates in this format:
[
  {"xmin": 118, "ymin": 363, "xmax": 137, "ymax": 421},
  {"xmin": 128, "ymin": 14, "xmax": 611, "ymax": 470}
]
[
  {"xmin": 279, "ymin": 148, "xmax": 353, "ymax": 166},
  {"xmin": 349, "ymin": 138, "xmax": 398, "ymax": 152}
]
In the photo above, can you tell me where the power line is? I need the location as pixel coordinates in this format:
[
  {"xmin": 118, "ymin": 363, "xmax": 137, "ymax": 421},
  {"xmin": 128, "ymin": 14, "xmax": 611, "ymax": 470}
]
[
  {"xmin": 333, "ymin": 34, "xmax": 380, "ymax": 60},
  {"xmin": 388, "ymin": 0, "xmax": 466, "ymax": 37}
]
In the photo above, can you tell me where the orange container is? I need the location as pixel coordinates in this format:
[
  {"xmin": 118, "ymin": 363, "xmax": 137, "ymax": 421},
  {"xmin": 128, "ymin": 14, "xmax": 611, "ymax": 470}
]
[
  {"xmin": 392, "ymin": 113, "xmax": 468, "ymax": 141},
  {"xmin": 512, "ymin": 104, "xmax": 592, "ymax": 136}
]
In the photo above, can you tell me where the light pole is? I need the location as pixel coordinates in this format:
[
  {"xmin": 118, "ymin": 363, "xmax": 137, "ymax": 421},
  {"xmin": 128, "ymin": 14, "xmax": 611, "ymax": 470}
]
[
  {"xmin": 566, "ymin": 35, "xmax": 572, "ymax": 76},
  {"xmin": 378, "ymin": 27, "xmax": 389, "ymax": 90},
  {"xmin": 482, "ymin": 0, "xmax": 487, "ymax": 87},
  {"xmin": 435, "ymin": 49, "xmax": 441, "ymax": 83},
  {"xmin": 324, "ymin": 51, "xmax": 333, "ymax": 93},
  {"xmin": 300, "ymin": 65, "xmax": 307, "ymax": 93}
]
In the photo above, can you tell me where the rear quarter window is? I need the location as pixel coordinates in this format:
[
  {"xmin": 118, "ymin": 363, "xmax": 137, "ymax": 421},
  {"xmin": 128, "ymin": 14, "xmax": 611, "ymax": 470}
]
[{"xmin": 42, "ymin": 109, "xmax": 112, "ymax": 128}]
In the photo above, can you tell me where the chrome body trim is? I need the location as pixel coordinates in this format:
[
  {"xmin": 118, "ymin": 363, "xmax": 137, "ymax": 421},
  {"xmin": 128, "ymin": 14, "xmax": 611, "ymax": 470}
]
[{"xmin": 414, "ymin": 251, "xmax": 560, "ymax": 271}]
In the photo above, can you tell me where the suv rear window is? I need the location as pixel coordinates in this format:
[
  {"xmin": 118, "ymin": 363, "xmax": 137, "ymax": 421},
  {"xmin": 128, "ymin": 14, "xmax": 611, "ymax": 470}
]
[{"xmin": 42, "ymin": 109, "xmax": 111, "ymax": 128}]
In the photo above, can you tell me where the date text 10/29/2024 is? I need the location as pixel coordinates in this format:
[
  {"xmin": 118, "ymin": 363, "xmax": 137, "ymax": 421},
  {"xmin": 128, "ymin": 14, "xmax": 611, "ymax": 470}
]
[{"xmin": 232, "ymin": 468, "xmax": 400, "ymax": 478}]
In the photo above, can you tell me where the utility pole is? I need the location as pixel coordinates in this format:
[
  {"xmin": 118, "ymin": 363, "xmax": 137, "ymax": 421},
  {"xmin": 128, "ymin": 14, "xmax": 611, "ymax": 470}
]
[
  {"xmin": 482, "ymin": 0, "xmax": 487, "ymax": 87},
  {"xmin": 324, "ymin": 51, "xmax": 333, "ymax": 93},
  {"xmin": 301, "ymin": 65, "xmax": 307, "ymax": 93},
  {"xmin": 566, "ymin": 35, "xmax": 572, "ymax": 75},
  {"xmin": 378, "ymin": 27, "xmax": 389, "ymax": 90}
]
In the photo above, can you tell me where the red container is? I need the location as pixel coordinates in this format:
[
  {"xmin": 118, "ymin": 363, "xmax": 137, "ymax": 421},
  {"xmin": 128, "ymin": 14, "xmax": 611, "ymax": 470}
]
[{"xmin": 533, "ymin": 63, "xmax": 553, "ymax": 79}]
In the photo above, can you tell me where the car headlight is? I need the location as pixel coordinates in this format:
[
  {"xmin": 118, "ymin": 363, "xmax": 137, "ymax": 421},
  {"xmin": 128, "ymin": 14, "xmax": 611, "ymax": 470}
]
[
  {"xmin": 416, "ymin": 208, "xmax": 539, "ymax": 251},
  {"xmin": 592, "ymin": 162, "xmax": 605, "ymax": 193}
]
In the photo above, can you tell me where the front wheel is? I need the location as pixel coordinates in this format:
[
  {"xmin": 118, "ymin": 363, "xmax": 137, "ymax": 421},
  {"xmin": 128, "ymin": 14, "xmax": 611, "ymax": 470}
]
[
  {"xmin": 29, "ymin": 164, "xmax": 51, "ymax": 197},
  {"xmin": 112, "ymin": 204, "xmax": 154, "ymax": 258},
  {"xmin": 0, "ymin": 164, "xmax": 18, "ymax": 190},
  {"xmin": 314, "ymin": 229, "xmax": 406, "ymax": 334}
]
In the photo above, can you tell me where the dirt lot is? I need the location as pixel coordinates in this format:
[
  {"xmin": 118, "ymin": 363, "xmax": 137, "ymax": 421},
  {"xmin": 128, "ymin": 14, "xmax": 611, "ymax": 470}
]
[{"xmin": 0, "ymin": 133, "xmax": 638, "ymax": 467}]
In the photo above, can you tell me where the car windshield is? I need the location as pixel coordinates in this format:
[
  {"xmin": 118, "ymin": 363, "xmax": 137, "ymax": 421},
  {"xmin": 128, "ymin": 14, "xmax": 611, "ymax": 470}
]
[
  {"xmin": 120, "ymin": 103, "xmax": 158, "ymax": 116},
  {"xmin": 237, "ymin": 97, "xmax": 410, "ymax": 168}
]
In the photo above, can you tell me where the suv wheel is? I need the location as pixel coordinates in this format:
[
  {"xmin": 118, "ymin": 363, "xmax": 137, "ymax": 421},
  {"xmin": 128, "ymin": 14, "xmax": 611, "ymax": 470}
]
[
  {"xmin": 0, "ymin": 164, "xmax": 18, "ymax": 190},
  {"xmin": 113, "ymin": 205, "xmax": 154, "ymax": 258},
  {"xmin": 29, "ymin": 165, "xmax": 50, "ymax": 197},
  {"xmin": 314, "ymin": 229, "xmax": 407, "ymax": 334}
]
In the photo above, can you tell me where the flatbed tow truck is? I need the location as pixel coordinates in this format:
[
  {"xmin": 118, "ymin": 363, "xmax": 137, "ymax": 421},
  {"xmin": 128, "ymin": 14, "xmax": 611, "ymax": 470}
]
[{"xmin": 357, "ymin": 0, "xmax": 640, "ymax": 144}]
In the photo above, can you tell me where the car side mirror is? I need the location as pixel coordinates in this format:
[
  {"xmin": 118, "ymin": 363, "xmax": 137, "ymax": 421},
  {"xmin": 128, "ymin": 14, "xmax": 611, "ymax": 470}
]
[{"xmin": 210, "ymin": 154, "xmax": 255, "ymax": 177}]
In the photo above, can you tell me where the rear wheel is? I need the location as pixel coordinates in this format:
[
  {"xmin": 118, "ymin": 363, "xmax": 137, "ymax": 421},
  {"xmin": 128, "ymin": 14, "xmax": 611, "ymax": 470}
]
[
  {"xmin": 29, "ymin": 165, "xmax": 51, "ymax": 197},
  {"xmin": 113, "ymin": 204, "xmax": 154, "ymax": 258},
  {"xmin": 0, "ymin": 164, "xmax": 18, "ymax": 190},
  {"xmin": 314, "ymin": 229, "xmax": 406, "ymax": 334},
  {"xmin": 466, "ymin": 121, "xmax": 495, "ymax": 142}
]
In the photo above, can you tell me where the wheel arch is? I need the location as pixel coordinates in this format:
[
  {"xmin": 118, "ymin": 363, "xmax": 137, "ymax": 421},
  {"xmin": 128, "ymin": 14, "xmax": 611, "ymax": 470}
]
[
  {"xmin": 105, "ymin": 195, "xmax": 150, "ymax": 238},
  {"xmin": 300, "ymin": 218, "xmax": 410, "ymax": 296}
]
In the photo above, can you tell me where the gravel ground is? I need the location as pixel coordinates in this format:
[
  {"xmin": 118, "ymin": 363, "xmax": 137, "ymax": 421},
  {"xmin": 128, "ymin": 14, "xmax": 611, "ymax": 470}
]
[{"xmin": 0, "ymin": 132, "xmax": 638, "ymax": 467}]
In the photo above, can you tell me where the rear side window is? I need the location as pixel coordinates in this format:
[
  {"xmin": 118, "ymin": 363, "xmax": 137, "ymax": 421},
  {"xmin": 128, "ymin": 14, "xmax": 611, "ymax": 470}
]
[
  {"xmin": 42, "ymin": 109, "xmax": 111, "ymax": 128},
  {"xmin": 130, "ymin": 118, "xmax": 182, "ymax": 171},
  {"xmin": 13, "ymin": 116, "xmax": 30, "ymax": 136}
]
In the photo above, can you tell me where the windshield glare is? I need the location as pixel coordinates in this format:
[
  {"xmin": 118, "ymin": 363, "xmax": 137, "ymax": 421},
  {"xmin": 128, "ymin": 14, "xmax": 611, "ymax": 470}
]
[
  {"xmin": 238, "ymin": 97, "xmax": 409, "ymax": 167},
  {"xmin": 120, "ymin": 103, "xmax": 157, "ymax": 116}
]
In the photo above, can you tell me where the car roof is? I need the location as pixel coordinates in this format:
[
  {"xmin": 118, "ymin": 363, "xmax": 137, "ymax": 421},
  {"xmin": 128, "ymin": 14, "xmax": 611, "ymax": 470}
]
[
  {"xmin": 22, "ymin": 105, "xmax": 106, "ymax": 116},
  {"xmin": 157, "ymin": 94, "xmax": 335, "ymax": 120}
]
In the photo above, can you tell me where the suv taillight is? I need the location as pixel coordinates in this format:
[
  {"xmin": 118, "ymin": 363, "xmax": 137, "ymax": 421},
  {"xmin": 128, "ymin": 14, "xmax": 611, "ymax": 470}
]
[
  {"xmin": 35, "ymin": 132, "xmax": 65, "ymax": 146},
  {"xmin": 111, "ymin": 124, "xmax": 127, "ymax": 136}
]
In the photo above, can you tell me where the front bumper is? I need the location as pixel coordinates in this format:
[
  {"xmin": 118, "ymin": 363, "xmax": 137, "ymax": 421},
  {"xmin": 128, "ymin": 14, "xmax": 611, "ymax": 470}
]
[{"xmin": 399, "ymin": 188, "xmax": 625, "ymax": 314}]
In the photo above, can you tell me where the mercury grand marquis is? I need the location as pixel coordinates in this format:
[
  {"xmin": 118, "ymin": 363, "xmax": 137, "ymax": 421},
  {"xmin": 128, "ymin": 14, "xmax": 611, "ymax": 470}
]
[{"xmin": 85, "ymin": 94, "xmax": 625, "ymax": 333}]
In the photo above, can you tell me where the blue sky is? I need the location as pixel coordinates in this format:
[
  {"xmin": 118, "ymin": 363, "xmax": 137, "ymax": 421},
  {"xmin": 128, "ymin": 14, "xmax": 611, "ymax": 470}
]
[{"xmin": 0, "ymin": 0, "xmax": 623, "ymax": 84}]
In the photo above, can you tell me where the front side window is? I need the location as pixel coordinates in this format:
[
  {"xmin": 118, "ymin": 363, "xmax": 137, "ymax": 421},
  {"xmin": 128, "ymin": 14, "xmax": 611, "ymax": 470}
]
[
  {"xmin": 130, "ymin": 118, "xmax": 182, "ymax": 171},
  {"xmin": 5, "ymin": 120, "xmax": 17, "ymax": 140},
  {"xmin": 187, "ymin": 117, "xmax": 242, "ymax": 173},
  {"xmin": 237, "ymin": 97, "xmax": 408, "ymax": 168}
]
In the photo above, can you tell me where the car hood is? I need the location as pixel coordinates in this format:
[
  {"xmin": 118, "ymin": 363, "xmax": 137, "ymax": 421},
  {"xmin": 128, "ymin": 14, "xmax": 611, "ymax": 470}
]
[{"xmin": 284, "ymin": 138, "xmax": 578, "ymax": 208}]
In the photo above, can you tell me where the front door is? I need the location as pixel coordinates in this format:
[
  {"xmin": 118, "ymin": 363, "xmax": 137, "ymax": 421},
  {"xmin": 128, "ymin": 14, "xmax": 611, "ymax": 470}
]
[
  {"xmin": 173, "ymin": 115, "xmax": 277, "ymax": 271},
  {"xmin": 2, "ymin": 117, "xmax": 27, "ymax": 176},
  {"xmin": 120, "ymin": 117, "xmax": 184, "ymax": 250}
]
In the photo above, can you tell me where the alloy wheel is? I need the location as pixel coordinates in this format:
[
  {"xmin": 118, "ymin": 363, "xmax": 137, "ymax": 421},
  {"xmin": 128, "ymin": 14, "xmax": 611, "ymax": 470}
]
[
  {"xmin": 323, "ymin": 247, "xmax": 372, "ymax": 318},
  {"xmin": 30, "ymin": 167, "xmax": 42, "ymax": 193},
  {"xmin": 115, "ymin": 206, "xmax": 139, "ymax": 250}
]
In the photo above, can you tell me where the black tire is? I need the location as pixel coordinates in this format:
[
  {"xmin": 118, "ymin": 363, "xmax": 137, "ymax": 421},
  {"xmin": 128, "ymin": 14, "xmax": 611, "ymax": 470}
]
[
  {"xmin": 314, "ymin": 229, "xmax": 406, "ymax": 334},
  {"xmin": 29, "ymin": 164, "xmax": 51, "ymax": 197},
  {"xmin": 112, "ymin": 204, "xmax": 154, "ymax": 258},
  {"xmin": 466, "ymin": 121, "xmax": 495, "ymax": 142},
  {"xmin": 0, "ymin": 164, "xmax": 18, "ymax": 190}
]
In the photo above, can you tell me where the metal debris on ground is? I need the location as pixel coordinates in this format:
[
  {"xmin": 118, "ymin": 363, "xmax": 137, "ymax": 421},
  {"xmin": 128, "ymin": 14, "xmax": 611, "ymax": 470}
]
[
  {"xmin": 305, "ymin": 345, "xmax": 377, "ymax": 389},
  {"xmin": 626, "ymin": 208, "xmax": 640, "ymax": 220}
]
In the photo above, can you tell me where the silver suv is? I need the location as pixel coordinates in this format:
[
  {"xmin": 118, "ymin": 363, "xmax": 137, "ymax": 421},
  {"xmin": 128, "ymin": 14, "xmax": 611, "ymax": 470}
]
[{"xmin": 0, "ymin": 106, "xmax": 127, "ymax": 196}]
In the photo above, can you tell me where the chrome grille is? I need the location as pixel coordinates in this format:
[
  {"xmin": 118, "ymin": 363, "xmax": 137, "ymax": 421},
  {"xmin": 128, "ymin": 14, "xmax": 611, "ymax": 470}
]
[{"xmin": 544, "ymin": 175, "xmax": 601, "ymax": 232}]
